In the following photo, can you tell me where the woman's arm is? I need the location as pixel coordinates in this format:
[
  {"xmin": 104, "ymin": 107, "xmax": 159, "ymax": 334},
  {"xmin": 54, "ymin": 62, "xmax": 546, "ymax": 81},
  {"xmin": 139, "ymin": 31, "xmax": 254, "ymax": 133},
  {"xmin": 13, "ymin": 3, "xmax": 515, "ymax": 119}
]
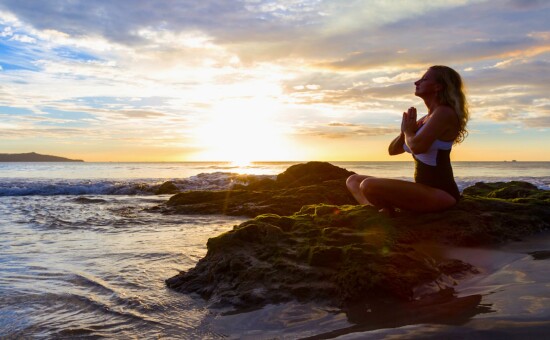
[
  {"xmin": 403, "ymin": 106, "xmax": 456, "ymax": 154},
  {"xmin": 388, "ymin": 132, "xmax": 405, "ymax": 155},
  {"xmin": 388, "ymin": 108, "xmax": 420, "ymax": 155}
]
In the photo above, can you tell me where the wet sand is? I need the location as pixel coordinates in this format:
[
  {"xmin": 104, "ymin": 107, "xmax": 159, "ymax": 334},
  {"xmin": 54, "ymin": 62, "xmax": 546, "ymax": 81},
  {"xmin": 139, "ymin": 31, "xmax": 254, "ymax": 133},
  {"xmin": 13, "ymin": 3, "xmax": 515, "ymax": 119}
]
[{"xmin": 208, "ymin": 231, "xmax": 550, "ymax": 339}]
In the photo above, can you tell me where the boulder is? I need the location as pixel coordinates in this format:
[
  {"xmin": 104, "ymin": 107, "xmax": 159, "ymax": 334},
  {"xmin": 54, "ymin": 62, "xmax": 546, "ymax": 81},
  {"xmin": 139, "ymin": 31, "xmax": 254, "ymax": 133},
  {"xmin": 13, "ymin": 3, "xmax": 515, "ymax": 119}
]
[
  {"xmin": 166, "ymin": 180, "xmax": 550, "ymax": 311},
  {"xmin": 155, "ymin": 181, "xmax": 180, "ymax": 195},
  {"xmin": 159, "ymin": 162, "xmax": 356, "ymax": 216},
  {"xmin": 275, "ymin": 161, "xmax": 355, "ymax": 188}
]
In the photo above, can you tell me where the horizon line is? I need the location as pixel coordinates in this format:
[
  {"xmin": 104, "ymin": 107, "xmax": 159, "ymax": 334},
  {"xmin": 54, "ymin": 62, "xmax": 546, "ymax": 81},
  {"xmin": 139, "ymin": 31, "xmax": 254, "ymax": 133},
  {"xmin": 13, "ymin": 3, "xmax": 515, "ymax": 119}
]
[{"xmin": 4, "ymin": 160, "xmax": 548, "ymax": 163}]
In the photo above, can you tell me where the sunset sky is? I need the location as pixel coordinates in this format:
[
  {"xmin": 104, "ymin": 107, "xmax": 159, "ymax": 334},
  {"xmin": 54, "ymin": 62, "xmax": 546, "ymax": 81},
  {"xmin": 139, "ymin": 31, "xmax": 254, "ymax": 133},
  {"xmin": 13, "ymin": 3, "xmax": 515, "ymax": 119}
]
[{"xmin": 0, "ymin": 0, "xmax": 549, "ymax": 162}]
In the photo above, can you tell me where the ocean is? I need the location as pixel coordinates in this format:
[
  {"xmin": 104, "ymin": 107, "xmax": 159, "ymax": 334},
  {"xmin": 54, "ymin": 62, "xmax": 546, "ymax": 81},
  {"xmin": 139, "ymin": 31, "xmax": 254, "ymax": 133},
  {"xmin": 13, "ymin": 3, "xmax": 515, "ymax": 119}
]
[{"xmin": 1, "ymin": 161, "xmax": 550, "ymax": 339}]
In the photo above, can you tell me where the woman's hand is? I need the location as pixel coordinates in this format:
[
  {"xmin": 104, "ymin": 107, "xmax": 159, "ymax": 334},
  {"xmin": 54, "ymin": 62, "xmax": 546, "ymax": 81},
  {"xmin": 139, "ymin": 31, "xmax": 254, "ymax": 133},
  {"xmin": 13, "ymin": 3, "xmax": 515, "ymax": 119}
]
[{"xmin": 401, "ymin": 107, "xmax": 418, "ymax": 134}]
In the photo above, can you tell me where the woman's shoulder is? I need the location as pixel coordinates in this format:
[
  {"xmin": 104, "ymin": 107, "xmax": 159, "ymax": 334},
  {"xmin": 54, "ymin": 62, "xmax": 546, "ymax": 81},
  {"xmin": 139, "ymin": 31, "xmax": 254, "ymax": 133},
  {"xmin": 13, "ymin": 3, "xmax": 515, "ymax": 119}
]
[
  {"xmin": 431, "ymin": 105, "xmax": 459, "ymax": 140},
  {"xmin": 432, "ymin": 105, "xmax": 456, "ymax": 117},
  {"xmin": 431, "ymin": 105, "xmax": 458, "ymax": 124}
]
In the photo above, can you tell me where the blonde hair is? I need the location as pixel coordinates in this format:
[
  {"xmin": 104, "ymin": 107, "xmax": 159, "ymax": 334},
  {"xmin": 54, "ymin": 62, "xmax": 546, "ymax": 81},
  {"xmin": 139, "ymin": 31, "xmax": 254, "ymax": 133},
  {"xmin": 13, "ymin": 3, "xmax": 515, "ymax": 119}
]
[{"xmin": 429, "ymin": 65, "xmax": 469, "ymax": 144}]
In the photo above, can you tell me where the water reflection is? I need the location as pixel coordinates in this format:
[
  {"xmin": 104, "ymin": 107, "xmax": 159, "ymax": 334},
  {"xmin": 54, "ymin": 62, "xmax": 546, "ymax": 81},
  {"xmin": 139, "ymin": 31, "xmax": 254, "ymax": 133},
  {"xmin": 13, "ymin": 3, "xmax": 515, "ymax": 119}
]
[{"xmin": 306, "ymin": 290, "xmax": 493, "ymax": 339}]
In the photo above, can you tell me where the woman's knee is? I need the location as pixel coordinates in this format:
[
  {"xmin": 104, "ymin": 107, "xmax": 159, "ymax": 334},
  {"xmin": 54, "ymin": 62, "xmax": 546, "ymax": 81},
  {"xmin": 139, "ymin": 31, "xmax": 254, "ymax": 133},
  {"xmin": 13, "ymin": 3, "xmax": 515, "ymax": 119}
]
[
  {"xmin": 359, "ymin": 177, "xmax": 382, "ymax": 195},
  {"xmin": 359, "ymin": 177, "xmax": 388, "ymax": 206},
  {"xmin": 346, "ymin": 174, "xmax": 364, "ymax": 189}
]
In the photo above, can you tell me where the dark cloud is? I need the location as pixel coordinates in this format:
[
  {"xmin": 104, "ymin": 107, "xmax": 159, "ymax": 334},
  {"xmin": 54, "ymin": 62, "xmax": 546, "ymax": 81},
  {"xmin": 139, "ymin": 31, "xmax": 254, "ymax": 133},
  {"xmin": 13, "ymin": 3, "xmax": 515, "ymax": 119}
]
[
  {"xmin": 523, "ymin": 116, "xmax": 550, "ymax": 128},
  {"xmin": 0, "ymin": 0, "xmax": 319, "ymax": 46},
  {"xmin": 466, "ymin": 60, "xmax": 549, "ymax": 121},
  {"xmin": 466, "ymin": 60, "xmax": 550, "ymax": 91},
  {"xmin": 312, "ymin": 1, "xmax": 550, "ymax": 70},
  {"xmin": 507, "ymin": 0, "xmax": 548, "ymax": 10},
  {"xmin": 319, "ymin": 32, "xmax": 546, "ymax": 72},
  {"xmin": 1, "ymin": 0, "xmax": 548, "ymax": 67},
  {"xmin": 286, "ymin": 82, "xmax": 412, "ymax": 108}
]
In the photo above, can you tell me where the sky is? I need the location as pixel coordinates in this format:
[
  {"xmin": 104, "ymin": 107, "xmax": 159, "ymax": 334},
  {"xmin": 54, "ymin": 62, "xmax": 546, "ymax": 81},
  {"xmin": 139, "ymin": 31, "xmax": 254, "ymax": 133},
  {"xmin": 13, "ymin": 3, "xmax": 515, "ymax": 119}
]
[{"xmin": 0, "ymin": 0, "xmax": 549, "ymax": 162}]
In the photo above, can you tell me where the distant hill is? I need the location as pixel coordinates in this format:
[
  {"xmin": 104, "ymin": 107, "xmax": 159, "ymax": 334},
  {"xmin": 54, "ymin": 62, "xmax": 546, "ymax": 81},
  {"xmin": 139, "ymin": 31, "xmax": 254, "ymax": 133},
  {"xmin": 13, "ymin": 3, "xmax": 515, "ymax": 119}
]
[{"xmin": 0, "ymin": 152, "xmax": 84, "ymax": 162}]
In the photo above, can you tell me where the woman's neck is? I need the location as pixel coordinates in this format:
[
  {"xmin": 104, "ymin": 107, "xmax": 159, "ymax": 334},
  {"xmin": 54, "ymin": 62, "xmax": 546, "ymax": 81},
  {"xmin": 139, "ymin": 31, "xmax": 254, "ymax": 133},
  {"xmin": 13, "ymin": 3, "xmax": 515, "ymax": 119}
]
[{"xmin": 422, "ymin": 95, "xmax": 440, "ymax": 115}]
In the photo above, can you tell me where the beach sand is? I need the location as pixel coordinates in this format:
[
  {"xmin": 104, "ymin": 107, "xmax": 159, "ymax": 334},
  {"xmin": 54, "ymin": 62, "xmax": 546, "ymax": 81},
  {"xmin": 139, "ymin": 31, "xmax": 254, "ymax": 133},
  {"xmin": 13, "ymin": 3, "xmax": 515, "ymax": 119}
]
[{"xmin": 204, "ymin": 231, "xmax": 550, "ymax": 339}]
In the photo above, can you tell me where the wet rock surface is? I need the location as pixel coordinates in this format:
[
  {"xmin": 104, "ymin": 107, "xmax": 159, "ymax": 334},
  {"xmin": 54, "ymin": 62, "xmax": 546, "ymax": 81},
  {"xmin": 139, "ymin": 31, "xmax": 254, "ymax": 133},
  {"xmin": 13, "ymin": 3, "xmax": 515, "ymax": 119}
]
[
  {"xmin": 156, "ymin": 161, "xmax": 356, "ymax": 216},
  {"xmin": 164, "ymin": 162, "xmax": 550, "ymax": 312},
  {"xmin": 155, "ymin": 181, "xmax": 180, "ymax": 195}
]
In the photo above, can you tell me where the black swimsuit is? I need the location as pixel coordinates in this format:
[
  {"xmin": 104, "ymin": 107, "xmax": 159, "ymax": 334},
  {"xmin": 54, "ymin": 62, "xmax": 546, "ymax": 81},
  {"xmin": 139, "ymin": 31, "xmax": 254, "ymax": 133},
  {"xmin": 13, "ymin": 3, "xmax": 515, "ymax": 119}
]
[
  {"xmin": 413, "ymin": 150, "xmax": 460, "ymax": 201},
  {"xmin": 403, "ymin": 123, "xmax": 461, "ymax": 201}
]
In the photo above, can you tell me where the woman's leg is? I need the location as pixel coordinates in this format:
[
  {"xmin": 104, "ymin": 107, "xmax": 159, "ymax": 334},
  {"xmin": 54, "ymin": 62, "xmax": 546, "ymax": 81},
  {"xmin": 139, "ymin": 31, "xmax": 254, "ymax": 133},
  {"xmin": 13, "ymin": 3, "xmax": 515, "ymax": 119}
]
[
  {"xmin": 346, "ymin": 174, "xmax": 372, "ymax": 205},
  {"xmin": 359, "ymin": 177, "xmax": 457, "ymax": 213}
]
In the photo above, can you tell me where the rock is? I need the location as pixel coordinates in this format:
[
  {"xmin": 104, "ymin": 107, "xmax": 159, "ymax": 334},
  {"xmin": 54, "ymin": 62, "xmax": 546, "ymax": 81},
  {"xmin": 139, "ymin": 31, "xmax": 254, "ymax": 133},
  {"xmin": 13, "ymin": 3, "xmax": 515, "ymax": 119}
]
[
  {"xmin": 462, "ymin": 181, "xmax": 550, "ymax": 201},
  {"xmin": 159, "ymin": 162, "xmax": 357, "ymax": 216},
  {"xmin": 163, "ymin": 163, "xmax": 550, "ymax": 312},
  {"xmin": 155, "ymin": 181, "xmax": 180, "ymax": 195},
  {"xmin": 166, "ymin": 177, "xmax": 550, "ymax": 312},
  {"xmin": 529, "ymin": 250, "xmax": 550, "ymax": 260},
  {"xmin": 275, "ymin": 161, "xmax": 355, "ymax": 188},
  {"xmin": 166, "ymin": 205, "xmax": 467, "ymax": 310},
  {"xmin": 73, "ymin": 197, "xmax": 107, "ymax": 204}
]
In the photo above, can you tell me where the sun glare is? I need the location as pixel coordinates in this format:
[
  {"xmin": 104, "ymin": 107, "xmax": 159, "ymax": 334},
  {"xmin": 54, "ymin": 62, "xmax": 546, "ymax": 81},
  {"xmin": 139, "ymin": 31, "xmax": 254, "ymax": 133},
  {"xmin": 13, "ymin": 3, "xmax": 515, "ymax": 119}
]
[{"xmin": 193, "ymin": 97, "xmax": 292, "ymax": 162}]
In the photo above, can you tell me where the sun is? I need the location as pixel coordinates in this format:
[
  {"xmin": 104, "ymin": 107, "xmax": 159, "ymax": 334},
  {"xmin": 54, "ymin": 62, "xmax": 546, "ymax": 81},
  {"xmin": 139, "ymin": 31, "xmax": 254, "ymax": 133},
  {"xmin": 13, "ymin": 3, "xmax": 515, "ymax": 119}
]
[{"xmin": 192, "ymin": 97, "xmax": 292, "ymax": 162}]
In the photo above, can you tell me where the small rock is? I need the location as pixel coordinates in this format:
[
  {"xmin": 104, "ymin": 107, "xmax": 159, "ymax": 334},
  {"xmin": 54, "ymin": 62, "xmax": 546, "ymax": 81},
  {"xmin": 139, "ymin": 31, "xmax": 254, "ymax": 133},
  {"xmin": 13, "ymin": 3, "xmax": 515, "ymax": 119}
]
[{"xmin": 155, "ymin": 181, "xmax": 179, "ymax": 195}]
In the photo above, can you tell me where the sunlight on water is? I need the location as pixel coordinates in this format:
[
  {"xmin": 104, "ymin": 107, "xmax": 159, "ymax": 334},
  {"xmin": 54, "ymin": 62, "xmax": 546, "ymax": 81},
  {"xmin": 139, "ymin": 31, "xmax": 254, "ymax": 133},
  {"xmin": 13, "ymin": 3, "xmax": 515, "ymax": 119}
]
[
  {"xmin": 0, "ymin": 195, "xmax": 247, "ymax": 338},
  {"xmin": 0, "ymin": 161, "xmax": 549, "ymax": 338}
]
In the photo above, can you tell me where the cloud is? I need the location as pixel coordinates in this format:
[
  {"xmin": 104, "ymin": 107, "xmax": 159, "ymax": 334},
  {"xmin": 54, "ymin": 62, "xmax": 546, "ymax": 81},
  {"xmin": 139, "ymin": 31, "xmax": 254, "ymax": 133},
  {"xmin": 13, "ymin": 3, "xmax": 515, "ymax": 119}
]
[
  {"xmin": 1, "ymin": 26, "xmax": 12, "ymax": 37},
  {"xmin": 297, "ymin": 121, "xmax": 399, "ymax": 139},
  {"xmin": 328, "ymin": 122, "xmax": 360, "ymax": 127},
  {"xmin": 507, "ymin": 0, "xmax": 548, "ymax": 10},
  {"xmin": 523, "ymin": 116, "xmax": 550, "ymax": 128},
  {"xmin": 0, "ymin": 126, "xmax": 88, "ymax": 139},
  {"xmin": 0, "ymin": 1, "xmax": 549, "ymax": 160},
  {"xmin": 482, "ymin": 109, "xmax": 526, "ymax": 122},
  {"xmin": 93, "ymin": 108, "xmax": 169, "ymax": 119},
  {"xmin": 0, "ymin": 1, "xmax": 499, "ymax": 65},
  {"xmin": 10, "ymin": 33, "xmax": 35, "ymax": 43},
  {"xmin": 2, "ymin": 1, "xmax": 548, "ymax": 74},
  {"xmin": 464, "ymin": 59, "xmax": 550, "ymax": 124},
  {"xmin": 306, "ymin": 1, "xmax": 549, "ymax": 72},
  {"xmin": 285, "ymin": 81, "xmax": 413, "ymax": 110},
  {"xmin": 372, "ymin": 72, "xmax": 420, "ymax": 84}
]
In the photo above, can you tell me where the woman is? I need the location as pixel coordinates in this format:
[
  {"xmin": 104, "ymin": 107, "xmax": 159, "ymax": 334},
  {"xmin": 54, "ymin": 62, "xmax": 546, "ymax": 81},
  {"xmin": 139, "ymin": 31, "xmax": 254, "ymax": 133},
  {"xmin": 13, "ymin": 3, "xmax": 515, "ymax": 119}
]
[{"xmin": 346, "ymin": 65, "xmax": 469, "ymax": 213}]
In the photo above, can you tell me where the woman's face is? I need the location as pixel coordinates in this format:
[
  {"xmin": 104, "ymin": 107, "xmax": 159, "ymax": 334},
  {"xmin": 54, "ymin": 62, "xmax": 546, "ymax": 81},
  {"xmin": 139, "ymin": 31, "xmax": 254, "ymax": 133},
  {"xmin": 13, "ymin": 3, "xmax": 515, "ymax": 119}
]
[{"xmin": 414, "ymin": 69, "xmax": 441, "ymax": 98}]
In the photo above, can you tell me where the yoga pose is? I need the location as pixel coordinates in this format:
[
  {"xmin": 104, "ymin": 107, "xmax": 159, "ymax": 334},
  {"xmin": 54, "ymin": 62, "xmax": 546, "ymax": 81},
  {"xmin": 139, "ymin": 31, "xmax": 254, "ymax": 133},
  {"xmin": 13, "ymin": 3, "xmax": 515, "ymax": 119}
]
[{"xmin": 347, "ymin": 65, "xmax": 469, "ymax": 213}]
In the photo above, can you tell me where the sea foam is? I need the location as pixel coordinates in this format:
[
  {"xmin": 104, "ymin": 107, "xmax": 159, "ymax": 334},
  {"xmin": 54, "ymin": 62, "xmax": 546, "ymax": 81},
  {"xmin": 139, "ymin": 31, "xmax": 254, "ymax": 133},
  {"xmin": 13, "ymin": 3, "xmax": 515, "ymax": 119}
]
[{"xmin": 0, "ymin": 172, "xmax": 275, "ymax": 196}]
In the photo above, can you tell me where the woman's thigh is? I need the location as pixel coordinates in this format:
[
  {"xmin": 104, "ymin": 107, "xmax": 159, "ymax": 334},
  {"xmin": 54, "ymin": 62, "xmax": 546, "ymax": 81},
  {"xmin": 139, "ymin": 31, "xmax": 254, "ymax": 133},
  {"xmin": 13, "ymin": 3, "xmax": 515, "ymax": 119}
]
[{"xmin": 361, "ymin": 177, "xmax": 456, "ymax": 212}]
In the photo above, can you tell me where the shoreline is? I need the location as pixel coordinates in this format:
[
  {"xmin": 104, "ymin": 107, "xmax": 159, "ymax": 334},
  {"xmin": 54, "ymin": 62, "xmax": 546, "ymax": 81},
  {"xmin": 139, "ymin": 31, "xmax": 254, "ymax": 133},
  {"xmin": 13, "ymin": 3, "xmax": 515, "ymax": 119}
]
[
  {"xmin": 1, "ymin": 161, "xmax": 550, "ymax": 338},
  {"xmin": 162, "ymin": 163, "xmax": 550, "ymax": 340},
  {"xmin": 206, "ymin": 230, "xmax": 550, "ymax": 339}
]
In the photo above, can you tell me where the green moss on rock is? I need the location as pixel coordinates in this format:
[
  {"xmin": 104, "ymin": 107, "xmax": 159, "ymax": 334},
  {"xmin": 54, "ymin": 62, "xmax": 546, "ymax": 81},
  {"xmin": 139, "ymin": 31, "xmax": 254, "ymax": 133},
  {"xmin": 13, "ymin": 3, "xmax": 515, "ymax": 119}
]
[{"xmin": 165, "ymin": 163, "xmax": 550, "ymax": 312}]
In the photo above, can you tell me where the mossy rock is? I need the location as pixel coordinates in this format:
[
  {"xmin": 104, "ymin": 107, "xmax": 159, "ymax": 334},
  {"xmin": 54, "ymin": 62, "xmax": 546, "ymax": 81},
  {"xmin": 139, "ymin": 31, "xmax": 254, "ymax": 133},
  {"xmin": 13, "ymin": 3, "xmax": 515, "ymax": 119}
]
[
  {"xmin": 158, "ymin": 162, "xmax": 357, "ymax": 216},
  {"xmin": 166, "ymin": 164, "xmax": 550, "ymax": 312},
  {"xmin": 276, "ymin": 161, "xmax": 355, "ymax": 188},
  {"xmin": 166, "ymin": 204, "xmax": 477, "ymax": 309},
  {"xmin": 462, "ymin": 181, "xmax": 549, "ymax": 200}
]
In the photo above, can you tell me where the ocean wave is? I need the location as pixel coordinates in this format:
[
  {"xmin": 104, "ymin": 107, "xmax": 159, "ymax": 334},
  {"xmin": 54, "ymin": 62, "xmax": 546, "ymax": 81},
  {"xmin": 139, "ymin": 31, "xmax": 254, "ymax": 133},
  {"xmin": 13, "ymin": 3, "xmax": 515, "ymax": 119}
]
[
  {"xmin": 0, "ymin": 172, "xmax": 547, "ymax": 197},
  {"xmin": 456, "ymin": 177, "xmax": 550, "ymax": 192},
  {"xmin": 0, "ymin": 180, "xmax": 155, "ymax": 196},
  {"xmin": 0, "ymin": 172, "xmax": 275, "ymax": 197}
]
